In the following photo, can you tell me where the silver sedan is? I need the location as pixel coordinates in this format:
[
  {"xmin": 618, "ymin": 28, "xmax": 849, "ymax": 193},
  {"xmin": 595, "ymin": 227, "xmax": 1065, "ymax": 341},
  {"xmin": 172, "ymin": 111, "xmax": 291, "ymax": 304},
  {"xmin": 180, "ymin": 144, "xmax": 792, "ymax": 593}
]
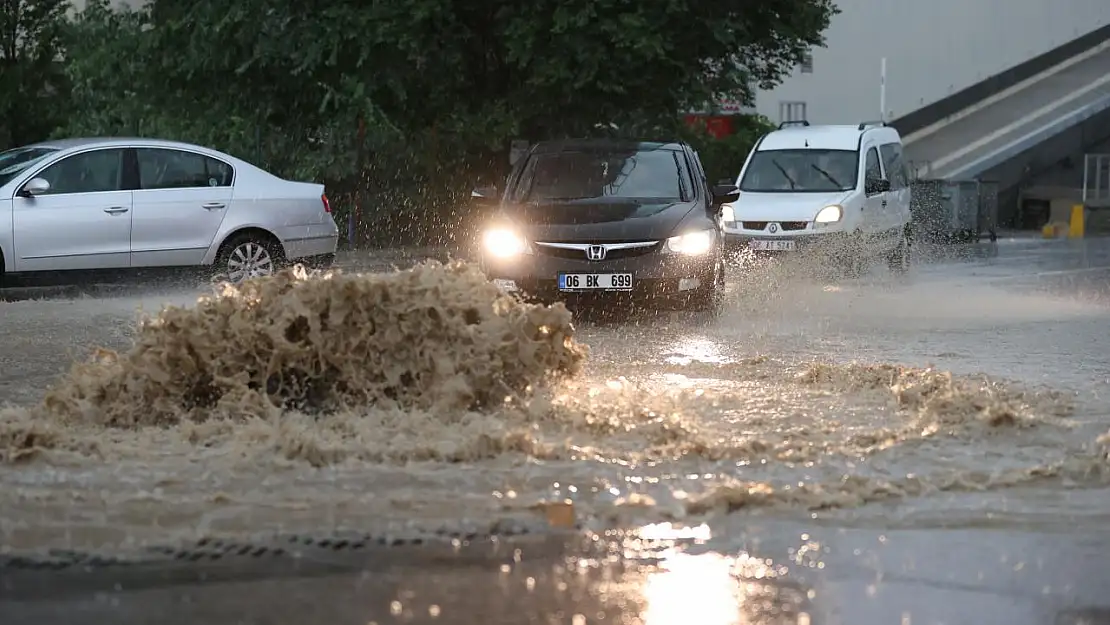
[{"xmin": 0, "ymin": 137, "xmax": 339, "ymax": 282}]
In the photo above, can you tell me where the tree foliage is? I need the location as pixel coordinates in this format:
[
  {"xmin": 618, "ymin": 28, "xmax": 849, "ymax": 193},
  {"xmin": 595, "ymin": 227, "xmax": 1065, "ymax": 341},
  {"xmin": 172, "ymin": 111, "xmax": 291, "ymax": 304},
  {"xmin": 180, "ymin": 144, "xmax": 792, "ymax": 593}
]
[
  {"xmin": 51, "ymin": 0, "xmax": 837, "ymax": 245},
  {"xmin": 0, "ymin": 0, "xmax": 70, "ymax": 147}
]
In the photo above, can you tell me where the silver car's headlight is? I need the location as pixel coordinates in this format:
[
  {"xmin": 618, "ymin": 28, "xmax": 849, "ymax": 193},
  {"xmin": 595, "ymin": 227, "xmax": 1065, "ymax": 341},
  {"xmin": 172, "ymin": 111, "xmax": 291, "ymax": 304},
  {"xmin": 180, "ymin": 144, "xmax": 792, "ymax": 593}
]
[
  {"xmin": 482, "ymin": 228, "xmax": 532, "ymax": 257},
  {"xmin": 721, "ymin": 204, "xmax": 735, "ymax": 222},
  {"xmin": 665, "ymin": 229, "xmax": 715, "ymax": 255},
  {"xmin": 814, "ymin": 205, "xmax": 843, "ymax": 223}
]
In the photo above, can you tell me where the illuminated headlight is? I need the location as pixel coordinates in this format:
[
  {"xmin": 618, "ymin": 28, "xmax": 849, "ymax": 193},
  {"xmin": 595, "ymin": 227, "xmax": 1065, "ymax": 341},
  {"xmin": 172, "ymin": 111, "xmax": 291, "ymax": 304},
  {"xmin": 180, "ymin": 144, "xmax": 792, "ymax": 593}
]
[
  {"xmin": 665, "ymin": 229, "xmax": 714, "ymax": 255},
  {"xmin": 482, "ymin": 228, "xmax": 531, "ymax": 257},
  {"xmin": 721, "ymin": 204, "xmax": 735, "ymax": 222},
  {"xmin": 814, "ymin": 205, "xmax": 843, "ymax": 223}
]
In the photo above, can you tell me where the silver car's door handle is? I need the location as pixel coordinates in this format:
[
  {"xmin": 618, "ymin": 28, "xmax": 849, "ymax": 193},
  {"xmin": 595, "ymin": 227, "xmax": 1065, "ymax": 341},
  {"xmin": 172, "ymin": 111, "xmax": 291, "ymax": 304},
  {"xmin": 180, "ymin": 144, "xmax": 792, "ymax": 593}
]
[
  {"xmin": 202, "ymin": 202, "xmax": 226, "ymax": 210},
  {"xmin": 103, "ymin": 206, "xmax": 129, "ymax": 214}
]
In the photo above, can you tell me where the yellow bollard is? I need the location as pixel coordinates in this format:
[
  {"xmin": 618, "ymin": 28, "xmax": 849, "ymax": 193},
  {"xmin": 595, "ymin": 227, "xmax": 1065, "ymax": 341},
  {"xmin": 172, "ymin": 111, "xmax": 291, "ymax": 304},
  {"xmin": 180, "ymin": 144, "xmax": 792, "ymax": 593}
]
[
  {"xmin": 1042, "ymin": 223, "xmax": 1056, "ymax": 239},
  {"xmin": 1069, "ymin": 204, "xmax": 1085, "ymax": 238}
]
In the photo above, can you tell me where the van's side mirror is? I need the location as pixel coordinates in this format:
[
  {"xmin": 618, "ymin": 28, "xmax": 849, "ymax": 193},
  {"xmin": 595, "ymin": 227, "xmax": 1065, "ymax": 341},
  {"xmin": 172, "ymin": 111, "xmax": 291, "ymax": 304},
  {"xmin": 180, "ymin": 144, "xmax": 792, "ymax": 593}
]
[
  {"xmin": 712, "ymin": 184, "xmax": 740, "ymax": 205},
  {"xmin": 865, "ymin": 178, "xmax": 891, "ymax": 195}
]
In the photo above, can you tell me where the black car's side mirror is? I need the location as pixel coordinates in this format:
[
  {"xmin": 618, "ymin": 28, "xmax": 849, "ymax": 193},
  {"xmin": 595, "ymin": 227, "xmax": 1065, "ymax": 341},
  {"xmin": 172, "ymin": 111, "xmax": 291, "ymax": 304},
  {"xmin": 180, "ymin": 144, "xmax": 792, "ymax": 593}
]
[
  {"xmin": 865, "ymin": 178, "xmax": 891, "ymax": 195},
  {"xmin": 471, "ymin": 185, "xmax": 498, "ymax": 201},
  {"xmin": 712, "ymin": 183, "xmax": 740, "ymax": 205}
]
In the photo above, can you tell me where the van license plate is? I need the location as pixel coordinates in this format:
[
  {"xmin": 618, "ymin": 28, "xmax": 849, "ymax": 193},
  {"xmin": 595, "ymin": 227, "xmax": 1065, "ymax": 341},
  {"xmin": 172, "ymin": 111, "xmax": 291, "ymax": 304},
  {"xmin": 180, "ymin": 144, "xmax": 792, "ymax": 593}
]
[
  {"xmin": 750, "ymin": 240, "xmax": 795, "ymax": 251},
  {"xmin": 558, "ymin": 273, "xmax": 633, "ymax": 291}
]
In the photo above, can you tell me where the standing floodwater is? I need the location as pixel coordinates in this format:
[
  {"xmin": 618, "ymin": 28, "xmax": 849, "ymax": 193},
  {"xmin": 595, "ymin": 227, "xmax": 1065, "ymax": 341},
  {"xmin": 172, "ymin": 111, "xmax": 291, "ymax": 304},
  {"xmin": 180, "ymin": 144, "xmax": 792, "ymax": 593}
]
[{"xmin": 2, "ymin": 237, "xmax": 1110, "ymax": 624}]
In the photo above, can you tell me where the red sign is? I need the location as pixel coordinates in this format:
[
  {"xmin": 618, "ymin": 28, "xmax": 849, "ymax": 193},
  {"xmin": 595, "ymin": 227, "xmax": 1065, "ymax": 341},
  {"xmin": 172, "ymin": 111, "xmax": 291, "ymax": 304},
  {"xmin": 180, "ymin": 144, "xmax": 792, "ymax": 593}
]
[{"xmin": 684, "ymin": 115, "xmax": 734, "ymax": 139}]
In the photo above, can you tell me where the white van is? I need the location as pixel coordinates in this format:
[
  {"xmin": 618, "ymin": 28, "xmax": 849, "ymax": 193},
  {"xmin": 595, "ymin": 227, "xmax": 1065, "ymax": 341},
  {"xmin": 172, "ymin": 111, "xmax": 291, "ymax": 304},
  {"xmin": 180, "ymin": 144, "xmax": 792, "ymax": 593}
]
[{"xmin": 722, "ymin": 120, "xmax": 912, "ymax": 274}]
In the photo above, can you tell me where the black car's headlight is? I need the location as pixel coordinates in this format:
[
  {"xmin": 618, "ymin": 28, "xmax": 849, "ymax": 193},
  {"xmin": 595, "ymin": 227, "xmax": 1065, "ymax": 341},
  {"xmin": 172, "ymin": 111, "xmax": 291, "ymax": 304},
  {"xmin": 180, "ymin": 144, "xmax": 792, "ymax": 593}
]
[
  {"xmin": 665, "ymin": 229, "xmax": 714, "ymax": 255},
  {"xmin": 482, "ymin": 228, "xmax": 532, "ymax": 257}
]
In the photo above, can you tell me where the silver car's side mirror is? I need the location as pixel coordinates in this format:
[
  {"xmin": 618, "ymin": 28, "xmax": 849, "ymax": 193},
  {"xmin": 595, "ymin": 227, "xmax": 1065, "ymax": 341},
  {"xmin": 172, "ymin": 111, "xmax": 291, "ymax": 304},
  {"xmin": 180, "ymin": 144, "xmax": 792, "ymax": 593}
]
[{"xmin": 20, "ymin": 177, "xmax": 50, "ymax": 197}]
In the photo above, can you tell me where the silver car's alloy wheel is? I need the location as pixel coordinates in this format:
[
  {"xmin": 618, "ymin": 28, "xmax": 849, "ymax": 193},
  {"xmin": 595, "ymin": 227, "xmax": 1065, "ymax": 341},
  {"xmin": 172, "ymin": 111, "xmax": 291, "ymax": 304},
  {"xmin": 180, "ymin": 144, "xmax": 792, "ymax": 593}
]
[{"xmin": 226, "ymin": 242, "xmax": 275, "ymax": 282}]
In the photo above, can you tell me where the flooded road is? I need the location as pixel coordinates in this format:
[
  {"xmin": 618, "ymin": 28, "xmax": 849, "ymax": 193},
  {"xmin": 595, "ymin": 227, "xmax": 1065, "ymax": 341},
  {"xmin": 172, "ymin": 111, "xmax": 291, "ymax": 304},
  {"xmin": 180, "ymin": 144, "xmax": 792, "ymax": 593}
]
[{"xmin": 2, "ymin": 236, "xmax": 1110, "ymax": 624}]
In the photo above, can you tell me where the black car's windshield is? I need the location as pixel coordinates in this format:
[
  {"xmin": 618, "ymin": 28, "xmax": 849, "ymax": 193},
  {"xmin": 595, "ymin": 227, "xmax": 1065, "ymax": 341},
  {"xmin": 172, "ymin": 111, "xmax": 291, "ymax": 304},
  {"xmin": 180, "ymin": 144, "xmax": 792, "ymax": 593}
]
[
  {"xmin": 739, "ymin": 149, "xmax": 858, "ymax": 193},
  {"xmin": 0, "ymin": 146, "xmax": 58, "ymax": 188},
  {"xmin": 515, "ymin": 148, "xmax": 689, "ymax": 202}
]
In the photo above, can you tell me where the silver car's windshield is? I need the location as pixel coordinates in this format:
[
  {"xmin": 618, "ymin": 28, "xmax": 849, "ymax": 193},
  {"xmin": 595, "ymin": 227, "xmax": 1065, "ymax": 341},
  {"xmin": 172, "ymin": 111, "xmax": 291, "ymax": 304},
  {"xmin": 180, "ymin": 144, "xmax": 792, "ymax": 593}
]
[
  {"xmin": 0, "ymin": 146, "xmax": 58, "ymax": 188},
  {"xmin": 739, "ymin": 149, "xmax": 858, "ymax": 193}
]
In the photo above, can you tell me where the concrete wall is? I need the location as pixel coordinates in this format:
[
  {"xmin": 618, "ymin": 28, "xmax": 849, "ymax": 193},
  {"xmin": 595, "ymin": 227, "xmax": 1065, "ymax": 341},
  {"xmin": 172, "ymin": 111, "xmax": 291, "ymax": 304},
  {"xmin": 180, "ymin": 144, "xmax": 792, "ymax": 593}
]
[
  {"xmin": 977, "ymin": 107, "xmax": 1110, "ymax": 228},
  {"xmin": 754, "ymin": 0, "xmax": 1110, "ymax": 125}
]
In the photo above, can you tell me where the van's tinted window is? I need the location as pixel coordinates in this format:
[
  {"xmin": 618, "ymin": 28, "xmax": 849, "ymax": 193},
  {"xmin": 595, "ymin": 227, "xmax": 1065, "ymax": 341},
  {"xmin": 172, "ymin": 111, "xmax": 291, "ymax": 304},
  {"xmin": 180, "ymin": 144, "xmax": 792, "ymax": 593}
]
[
  {"xmin": 879, "ymin": 142, "xmax": 908, "ymax": 189},
  {"xmin": 739, "ymin": 149, "xmax": 857, "ymax": 193},
  {"xmin": 864, "ymin": 147, "xmax": 882, "ymax": 180}
]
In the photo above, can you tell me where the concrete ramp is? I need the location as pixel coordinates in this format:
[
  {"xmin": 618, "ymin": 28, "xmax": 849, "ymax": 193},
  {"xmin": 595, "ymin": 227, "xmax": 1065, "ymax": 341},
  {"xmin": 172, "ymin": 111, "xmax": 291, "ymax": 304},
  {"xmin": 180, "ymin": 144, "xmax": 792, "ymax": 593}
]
[{"xmin": 902, "ymin": 42, "xmax": 1110, "ymax": 180}]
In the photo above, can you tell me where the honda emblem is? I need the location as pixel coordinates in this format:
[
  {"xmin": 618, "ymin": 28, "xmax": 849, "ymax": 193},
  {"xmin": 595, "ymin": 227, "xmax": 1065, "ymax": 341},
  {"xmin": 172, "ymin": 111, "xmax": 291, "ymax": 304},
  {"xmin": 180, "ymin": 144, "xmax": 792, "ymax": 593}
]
[{"xmin": 586, "ymin": 245, "xmax": 607, "ymax": 261}]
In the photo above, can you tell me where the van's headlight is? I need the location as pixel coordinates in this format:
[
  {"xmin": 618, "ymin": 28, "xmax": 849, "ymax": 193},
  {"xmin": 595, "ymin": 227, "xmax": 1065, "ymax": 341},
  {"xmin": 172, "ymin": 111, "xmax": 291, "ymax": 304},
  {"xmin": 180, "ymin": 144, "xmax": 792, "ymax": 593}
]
[
  {"xmin": 814, "ymin": 205, "xmax": 843, "ymax": 223},
  {"xmin": 483, "ymin": 228, "xmax": 531, "ymax": 257},
  {"xmin": 665, "ymin": 229, "xmax": 714, "ymax": 255},
  {"xmin": 721, "ymin": 204, "xmax": 735, "ymax": 222}
]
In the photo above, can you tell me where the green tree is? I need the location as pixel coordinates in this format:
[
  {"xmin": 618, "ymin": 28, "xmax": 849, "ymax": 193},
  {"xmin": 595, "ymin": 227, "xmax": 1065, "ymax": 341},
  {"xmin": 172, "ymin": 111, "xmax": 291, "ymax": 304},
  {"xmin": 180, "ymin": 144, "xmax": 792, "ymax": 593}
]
[
  {"xmin": 61, "ymin": 0, "xmax": 838, "ymax": 246},
  {"xmin": 0, "ymin": 0, "xmax": 71, "ymax": 149}
]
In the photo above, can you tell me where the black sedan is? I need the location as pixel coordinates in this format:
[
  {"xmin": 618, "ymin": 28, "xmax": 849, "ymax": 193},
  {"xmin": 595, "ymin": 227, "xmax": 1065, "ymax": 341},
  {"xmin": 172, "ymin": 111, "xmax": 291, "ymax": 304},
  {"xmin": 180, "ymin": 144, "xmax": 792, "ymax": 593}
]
[{"xmin": 473, "ymin": 139, "xmax": 739, "ymax": 310}]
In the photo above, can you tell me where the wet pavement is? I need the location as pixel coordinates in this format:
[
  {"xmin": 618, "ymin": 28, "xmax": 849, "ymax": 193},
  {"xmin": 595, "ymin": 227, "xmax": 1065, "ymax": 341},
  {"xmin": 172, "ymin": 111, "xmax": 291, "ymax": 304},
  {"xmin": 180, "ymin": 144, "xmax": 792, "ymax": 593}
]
[{"xmin": 3, "ymin": 235, "xmax": 1110, "ymax": 624}]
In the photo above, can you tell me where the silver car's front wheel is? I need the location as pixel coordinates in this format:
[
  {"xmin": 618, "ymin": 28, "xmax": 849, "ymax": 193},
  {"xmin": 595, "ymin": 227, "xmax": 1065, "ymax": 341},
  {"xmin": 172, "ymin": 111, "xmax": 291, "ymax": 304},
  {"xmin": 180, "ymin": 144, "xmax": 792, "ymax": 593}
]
[{"xmin": 217, "ymin": 234, "xmax": 282, "ymax": 283}]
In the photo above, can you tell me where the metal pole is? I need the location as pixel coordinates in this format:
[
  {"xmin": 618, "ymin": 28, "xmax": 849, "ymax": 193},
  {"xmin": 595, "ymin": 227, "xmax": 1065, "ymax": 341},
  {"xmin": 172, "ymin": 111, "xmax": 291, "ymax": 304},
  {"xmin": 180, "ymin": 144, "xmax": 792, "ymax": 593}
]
[
  {"xmin": 1082, "ymin": 154, "xmax": 1089, "ymax": 204},
  {"xmin": 1096, "ymin": 154, "xmax": 1103, "ymax": 204},
  {"xmin": 880, "ymin": 57, "xmax": 887, "ymax": 121}
]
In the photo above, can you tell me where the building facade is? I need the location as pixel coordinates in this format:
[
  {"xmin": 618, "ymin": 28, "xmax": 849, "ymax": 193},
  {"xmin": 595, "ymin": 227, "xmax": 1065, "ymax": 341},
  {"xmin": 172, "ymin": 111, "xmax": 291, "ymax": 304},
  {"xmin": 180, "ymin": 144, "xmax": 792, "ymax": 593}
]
[{"xmin": 754, "ymin": 0, "xmax": 1110, "ymax": 125}]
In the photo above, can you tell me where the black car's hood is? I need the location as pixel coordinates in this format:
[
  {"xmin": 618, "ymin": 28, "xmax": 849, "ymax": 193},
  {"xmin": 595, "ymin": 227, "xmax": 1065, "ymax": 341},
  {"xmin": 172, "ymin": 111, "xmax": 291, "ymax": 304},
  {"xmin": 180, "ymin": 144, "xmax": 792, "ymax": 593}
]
[{"xmin": 505, "ymin": 199, "xmax": 696, "ymax": 241}]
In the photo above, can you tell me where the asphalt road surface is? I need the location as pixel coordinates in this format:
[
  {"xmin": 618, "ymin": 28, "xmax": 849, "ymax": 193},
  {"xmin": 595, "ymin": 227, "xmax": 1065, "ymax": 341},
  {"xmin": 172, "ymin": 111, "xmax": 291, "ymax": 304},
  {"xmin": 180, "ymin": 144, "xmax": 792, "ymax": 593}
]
[{"xmin": 3, "ymin": 236, "xmax": 1110, "ymax": 625}]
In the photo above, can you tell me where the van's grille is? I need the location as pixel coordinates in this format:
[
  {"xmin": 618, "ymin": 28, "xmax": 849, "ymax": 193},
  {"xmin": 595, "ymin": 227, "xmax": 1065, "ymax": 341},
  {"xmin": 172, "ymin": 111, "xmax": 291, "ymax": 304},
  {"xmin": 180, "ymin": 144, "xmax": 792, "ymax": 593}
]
[{"xmin": 740, "ymin": 221, "xmax": 808, "ymax": 231}]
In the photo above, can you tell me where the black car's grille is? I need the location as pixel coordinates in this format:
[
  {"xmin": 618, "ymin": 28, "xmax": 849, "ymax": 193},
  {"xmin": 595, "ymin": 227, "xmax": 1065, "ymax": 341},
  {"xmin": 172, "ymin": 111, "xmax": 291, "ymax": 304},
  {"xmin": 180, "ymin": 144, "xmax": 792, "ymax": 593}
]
[
  {"xmin": 740, "ymin": 221, "xmax": 808, "ymax": 231},
  {"xmin": 535, "ymin": 243, "xmax": 660, "ymax": 261}
]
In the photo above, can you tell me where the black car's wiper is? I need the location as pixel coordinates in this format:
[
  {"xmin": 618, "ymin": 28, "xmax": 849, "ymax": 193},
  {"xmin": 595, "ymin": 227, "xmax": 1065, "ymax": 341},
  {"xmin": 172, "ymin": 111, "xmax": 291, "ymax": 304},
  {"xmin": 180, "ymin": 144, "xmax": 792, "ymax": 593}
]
[
  {"xmin": 771, "ymin": 159, "xmax": 796, "ymax": 189},
  {"xmin": 541, "ymin": 195, "xmax": 596, "ymax": 201},
  {"xmin": 810, "ymin": 164, "xmax": 843, "ymax": 189}
]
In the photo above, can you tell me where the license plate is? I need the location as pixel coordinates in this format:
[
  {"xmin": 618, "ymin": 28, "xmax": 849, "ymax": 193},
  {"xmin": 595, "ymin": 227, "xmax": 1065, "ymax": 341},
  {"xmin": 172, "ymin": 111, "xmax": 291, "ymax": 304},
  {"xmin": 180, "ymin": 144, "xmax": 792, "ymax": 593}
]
[
  {"xmin": 749, "ymin": 239, "xmax": 795, "ymax": 251},
  {"xmin": 558, "ymin": 273, "xmax": 633, "ymax": 291}
]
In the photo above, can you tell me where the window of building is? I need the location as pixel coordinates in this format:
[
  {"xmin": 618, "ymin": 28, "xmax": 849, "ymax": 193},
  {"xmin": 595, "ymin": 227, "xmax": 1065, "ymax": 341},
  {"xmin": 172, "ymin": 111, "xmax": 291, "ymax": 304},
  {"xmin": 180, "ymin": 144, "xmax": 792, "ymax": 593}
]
[
  {"xmin": 799, "ymin": 53, "xmax": 814, "ymax": 74},
  {"xmin": 779, "ymin": 101, "xmax": 807, "ymax": 123}
]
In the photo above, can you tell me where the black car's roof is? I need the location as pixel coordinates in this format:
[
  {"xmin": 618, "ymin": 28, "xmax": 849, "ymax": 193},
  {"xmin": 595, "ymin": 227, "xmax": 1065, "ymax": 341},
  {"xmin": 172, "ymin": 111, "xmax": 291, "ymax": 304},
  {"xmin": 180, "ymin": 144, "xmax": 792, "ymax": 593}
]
[{"xmin": 530, "ymin": 139, "xmax": 687, "ymax": 153}]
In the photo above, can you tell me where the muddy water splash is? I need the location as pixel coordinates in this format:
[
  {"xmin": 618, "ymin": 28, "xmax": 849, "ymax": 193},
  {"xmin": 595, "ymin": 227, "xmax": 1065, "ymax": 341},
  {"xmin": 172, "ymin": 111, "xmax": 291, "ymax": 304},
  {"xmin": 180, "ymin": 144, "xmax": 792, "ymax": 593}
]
[
  {"xmin": 0, "ymin": 261, "xmax": 1106, "ymax": 553},
  {"xmin": 37, "ymin": 262, "xmax": 585, "ymax": 426}
]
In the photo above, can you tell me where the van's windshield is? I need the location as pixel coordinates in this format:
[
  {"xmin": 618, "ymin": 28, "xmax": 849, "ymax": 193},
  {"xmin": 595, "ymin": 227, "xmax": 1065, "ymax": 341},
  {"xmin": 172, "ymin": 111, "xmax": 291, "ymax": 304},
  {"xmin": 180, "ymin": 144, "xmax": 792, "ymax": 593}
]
[{"xmin": 738, "ymin": 149, "xmax": 858, "ymax": 193}]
